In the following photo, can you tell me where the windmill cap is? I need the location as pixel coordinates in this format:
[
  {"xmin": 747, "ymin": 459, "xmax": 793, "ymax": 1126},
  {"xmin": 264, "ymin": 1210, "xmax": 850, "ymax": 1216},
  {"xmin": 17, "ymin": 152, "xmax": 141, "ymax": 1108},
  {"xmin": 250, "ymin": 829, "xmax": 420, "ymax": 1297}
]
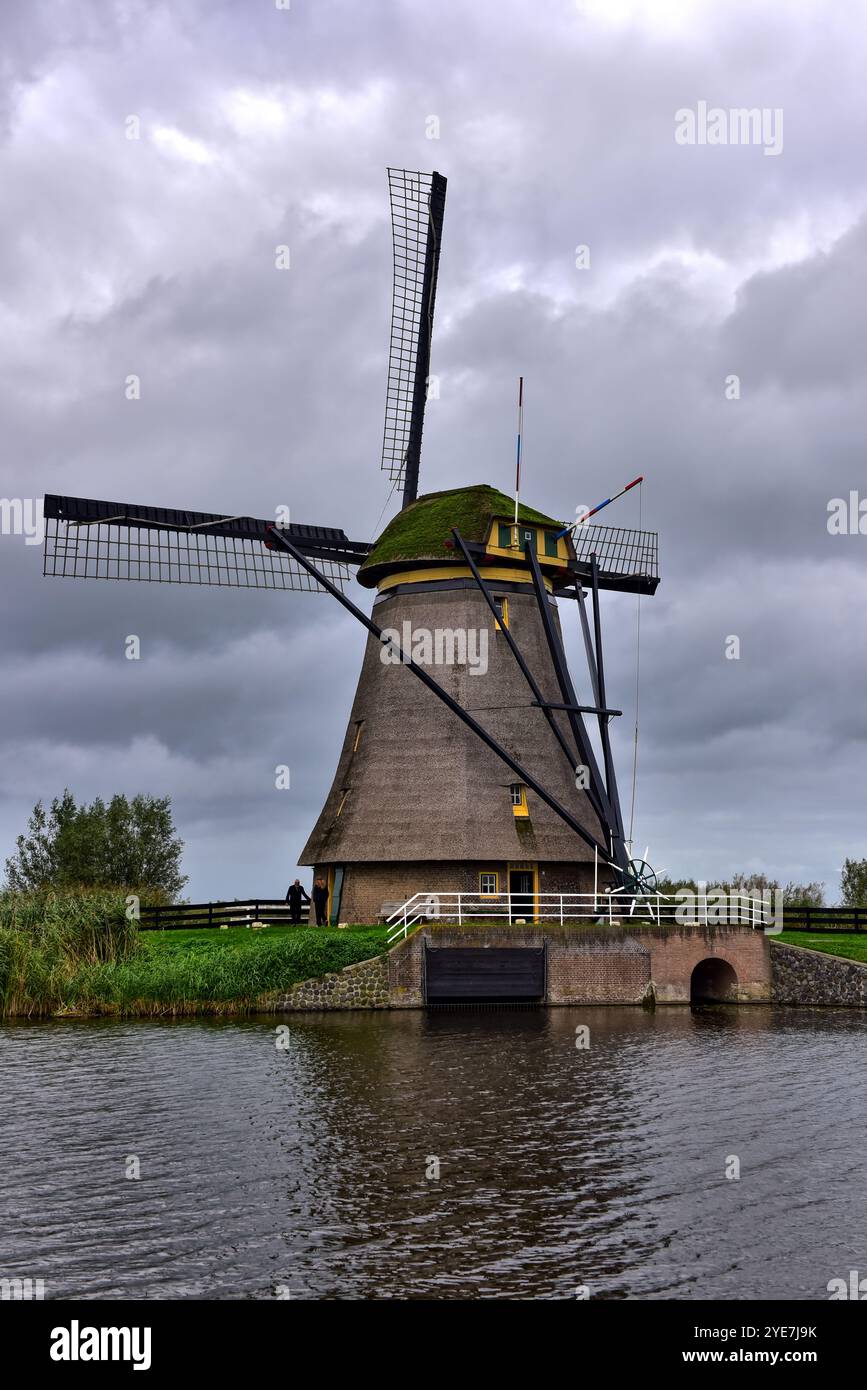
[{"xmin": 357, "ymin": 483, "xmax": 567, "ymax": 588}]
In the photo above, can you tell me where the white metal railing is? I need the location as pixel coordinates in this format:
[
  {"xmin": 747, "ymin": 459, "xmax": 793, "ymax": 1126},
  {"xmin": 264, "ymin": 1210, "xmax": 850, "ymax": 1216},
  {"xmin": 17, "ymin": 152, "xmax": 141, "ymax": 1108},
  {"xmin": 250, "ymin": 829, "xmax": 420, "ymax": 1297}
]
[{"xmin": 385, "ymin": 890, "xmax": 773, "ymax": 945}]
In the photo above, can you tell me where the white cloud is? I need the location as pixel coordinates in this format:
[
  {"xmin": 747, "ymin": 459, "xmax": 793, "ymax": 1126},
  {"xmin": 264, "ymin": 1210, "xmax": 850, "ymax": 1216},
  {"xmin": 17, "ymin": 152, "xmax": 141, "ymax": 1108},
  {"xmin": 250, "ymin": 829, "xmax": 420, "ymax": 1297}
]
[{"xmin": 152, "ymin": 125, "xmax": 217, "ymax": 165}]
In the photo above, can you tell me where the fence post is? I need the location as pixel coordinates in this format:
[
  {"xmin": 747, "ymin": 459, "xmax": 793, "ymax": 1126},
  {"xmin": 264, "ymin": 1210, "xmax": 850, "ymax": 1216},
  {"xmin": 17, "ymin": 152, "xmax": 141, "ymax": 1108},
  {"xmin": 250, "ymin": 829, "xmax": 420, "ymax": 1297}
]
[
  {"xmin": 208, "ymin": 902, "xmax": 213, "ymax": 929},
  {"xmin": 559, "ymin": 895, "xmax": 564, "ymax": 926},
  {"xmin": 458, "ymin": 893, "xmax": 463, "ymax": 926}
]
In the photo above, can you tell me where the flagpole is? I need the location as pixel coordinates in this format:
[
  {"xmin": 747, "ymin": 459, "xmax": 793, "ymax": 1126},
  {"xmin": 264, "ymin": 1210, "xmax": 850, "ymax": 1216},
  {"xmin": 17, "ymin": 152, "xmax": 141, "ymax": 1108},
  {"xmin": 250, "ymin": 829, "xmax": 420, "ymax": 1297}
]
[
  {"xmin": 513, "ymin": 376, "xmax": 523, "ymax": 539},
  {"xmin": 555, "ymin": 474, "xmax": 643, "ymax": 539}
]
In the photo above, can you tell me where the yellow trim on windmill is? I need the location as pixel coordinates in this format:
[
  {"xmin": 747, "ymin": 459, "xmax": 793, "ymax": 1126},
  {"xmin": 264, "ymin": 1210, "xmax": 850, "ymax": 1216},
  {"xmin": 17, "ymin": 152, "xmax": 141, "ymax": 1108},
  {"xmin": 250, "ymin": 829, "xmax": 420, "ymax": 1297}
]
[
  {"xmin": 485, "ymin": 517, "xmax": 570, "ymax": 565},
  {"xmin": 376, "ymin": 564, "xmax": 554, "ymax": 594}
]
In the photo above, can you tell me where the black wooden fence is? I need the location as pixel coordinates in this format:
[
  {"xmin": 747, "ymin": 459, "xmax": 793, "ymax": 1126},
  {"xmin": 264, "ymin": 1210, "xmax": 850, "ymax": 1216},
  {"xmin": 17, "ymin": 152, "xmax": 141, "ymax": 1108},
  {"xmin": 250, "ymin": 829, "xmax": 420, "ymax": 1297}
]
[
  {"xmin": 139, "ymin": 900, "xmax": 300, "ymax": 931},
  {"xmin": 779, "ymin": 907, "xmax": 867, "ymax": 933},
  {"xmin": 137, "ymin": 900, "xmax": 867, "ymax": 933}
]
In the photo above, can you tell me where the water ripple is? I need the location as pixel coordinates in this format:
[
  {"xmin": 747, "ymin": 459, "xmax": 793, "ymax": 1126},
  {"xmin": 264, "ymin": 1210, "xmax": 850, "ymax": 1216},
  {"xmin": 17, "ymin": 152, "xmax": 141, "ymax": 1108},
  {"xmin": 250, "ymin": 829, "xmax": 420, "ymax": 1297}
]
[{"xmin": 1, "ymin": 1007, "xmax": 865, "ymax": 1298}]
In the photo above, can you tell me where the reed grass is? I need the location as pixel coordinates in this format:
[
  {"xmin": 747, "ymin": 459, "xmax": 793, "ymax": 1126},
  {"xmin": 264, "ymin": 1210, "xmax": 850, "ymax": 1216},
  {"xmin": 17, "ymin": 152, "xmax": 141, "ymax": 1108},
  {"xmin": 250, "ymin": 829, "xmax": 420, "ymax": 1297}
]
[
  {"xmin": 0, "ymin": 889, "xmax": 387, "ymax": 1017},
  {"xmin": 0, "ymin": 888, "xmax": 138, "ymax": 1017}
]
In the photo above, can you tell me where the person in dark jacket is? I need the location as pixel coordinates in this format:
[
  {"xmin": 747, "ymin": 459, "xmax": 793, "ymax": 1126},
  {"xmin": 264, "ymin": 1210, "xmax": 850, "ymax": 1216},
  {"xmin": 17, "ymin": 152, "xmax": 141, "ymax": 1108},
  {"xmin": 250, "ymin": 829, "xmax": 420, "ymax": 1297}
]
[
  {"xmin": 312, "ymin": 876, "xmax": 329, "ymax": 927},
  {"xmin": 285, "ymin": 879, "xmax": 311, "ymax": 925}
]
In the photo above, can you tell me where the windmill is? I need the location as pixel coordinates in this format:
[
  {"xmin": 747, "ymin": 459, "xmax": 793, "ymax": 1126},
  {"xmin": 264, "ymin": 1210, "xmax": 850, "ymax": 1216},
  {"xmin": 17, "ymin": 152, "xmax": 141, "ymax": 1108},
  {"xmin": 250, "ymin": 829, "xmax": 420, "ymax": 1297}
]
[{"xmin": 42, "ymin": 167, "xmax": 659, "ymax": 925}]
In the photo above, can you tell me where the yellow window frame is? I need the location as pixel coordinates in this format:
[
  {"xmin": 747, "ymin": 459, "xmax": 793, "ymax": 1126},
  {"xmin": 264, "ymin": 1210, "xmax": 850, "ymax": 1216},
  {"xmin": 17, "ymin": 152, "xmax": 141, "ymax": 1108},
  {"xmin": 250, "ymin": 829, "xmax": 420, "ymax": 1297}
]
[
  {"xmin": 494, "ymin": 596, "xmax": 509, "ymax": 631},
  {"xmin": 479, "ymin": 871, "xmax": 499, "ymax": 896},
  {"xmin": 511, "ymin": 784, "xmax": 529, "ymax": 817}
]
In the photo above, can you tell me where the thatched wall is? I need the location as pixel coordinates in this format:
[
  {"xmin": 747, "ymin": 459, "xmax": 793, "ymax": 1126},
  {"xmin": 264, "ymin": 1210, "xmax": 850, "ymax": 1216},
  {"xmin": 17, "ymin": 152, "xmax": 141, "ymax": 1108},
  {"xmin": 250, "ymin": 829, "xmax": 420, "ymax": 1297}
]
[{"xmin": 300, "ymin": 578, "xmax": 607, "ymax": 867}]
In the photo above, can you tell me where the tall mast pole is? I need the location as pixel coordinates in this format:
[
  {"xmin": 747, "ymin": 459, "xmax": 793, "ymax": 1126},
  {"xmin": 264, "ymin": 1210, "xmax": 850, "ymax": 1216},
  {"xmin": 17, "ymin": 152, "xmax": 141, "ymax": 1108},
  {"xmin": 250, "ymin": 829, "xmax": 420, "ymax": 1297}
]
[{"xmin": 513, "ymin": 375, "xmax": 524, "ymax": 535}]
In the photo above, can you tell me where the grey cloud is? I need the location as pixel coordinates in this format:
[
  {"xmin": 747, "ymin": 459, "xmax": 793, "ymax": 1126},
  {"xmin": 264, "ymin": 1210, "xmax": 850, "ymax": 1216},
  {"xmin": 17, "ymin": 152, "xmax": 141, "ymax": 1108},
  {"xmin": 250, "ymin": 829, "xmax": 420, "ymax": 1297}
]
[{"xmin": 2, "ymin": 0, "xmax": 867, "ymax": 897}]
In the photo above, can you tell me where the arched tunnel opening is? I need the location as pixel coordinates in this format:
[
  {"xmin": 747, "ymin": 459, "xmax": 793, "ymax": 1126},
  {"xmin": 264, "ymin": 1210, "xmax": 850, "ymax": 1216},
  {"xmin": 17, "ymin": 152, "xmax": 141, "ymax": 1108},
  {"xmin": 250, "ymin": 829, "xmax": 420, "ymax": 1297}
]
[{"xmin": 690, "ymin": 957, "xmax": 738, "ymax": 1003}]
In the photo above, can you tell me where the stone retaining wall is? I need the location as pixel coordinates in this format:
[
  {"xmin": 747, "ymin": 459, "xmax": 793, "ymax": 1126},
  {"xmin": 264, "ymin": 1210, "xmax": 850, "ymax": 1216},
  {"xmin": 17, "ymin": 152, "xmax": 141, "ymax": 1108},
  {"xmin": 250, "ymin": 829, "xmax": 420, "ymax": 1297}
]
[
  {"xmin": 266, "ymin": 953, "xmax": 389, "ymax": 1011},
  {"xmin": 771, "ymin": 940, "xmax": 867, "ymax": 1006}
]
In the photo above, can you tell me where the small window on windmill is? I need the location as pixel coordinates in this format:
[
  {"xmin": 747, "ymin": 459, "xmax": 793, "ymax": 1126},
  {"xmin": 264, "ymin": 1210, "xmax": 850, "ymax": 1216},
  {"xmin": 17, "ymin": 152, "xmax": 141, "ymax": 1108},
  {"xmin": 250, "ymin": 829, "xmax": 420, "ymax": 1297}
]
[
  {"xmin": 493, "ymin": 596, "xmax": 509, "ymax": 632},
  {"xmin": 521, "ymin": 527, "xmax": 537, "ymax": 553},
  {"xmin": 510, "ymin": 784, "xmax": 529, "ymax": 817},
  {"xmin": 544, "ymin": 531, "xmax": 560, "ymax": 558},
  {"xmin": 336, "ymin": 789, "xmax": 350, "ymax": 818},
  {"xmin": 479, "ymin": 872, "xmax": 499, "ymax": 896},
  {"xmin": 352, "ymin": 720, "xmax": 364, "ymax": 752}
]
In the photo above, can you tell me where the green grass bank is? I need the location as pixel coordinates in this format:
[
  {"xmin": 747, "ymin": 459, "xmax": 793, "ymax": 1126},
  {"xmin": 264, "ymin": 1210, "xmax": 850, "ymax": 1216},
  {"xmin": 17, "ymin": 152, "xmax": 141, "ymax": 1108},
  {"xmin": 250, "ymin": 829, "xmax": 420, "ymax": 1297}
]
[
  {"xmin": 775, "ymin": 931, "xmax": 867, "ymax": 965},
  {"xmin": 0, "ymin": 891, "xmax": 388, "ymax": 1018}
]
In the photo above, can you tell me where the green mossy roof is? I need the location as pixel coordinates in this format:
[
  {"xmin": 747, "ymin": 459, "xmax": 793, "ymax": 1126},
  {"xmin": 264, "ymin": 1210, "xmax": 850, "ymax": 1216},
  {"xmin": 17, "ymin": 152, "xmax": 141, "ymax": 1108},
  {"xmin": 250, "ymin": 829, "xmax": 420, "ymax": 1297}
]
[{"xmin": 360, "ymin": 484, "xmax": 564, "ymax": 575}]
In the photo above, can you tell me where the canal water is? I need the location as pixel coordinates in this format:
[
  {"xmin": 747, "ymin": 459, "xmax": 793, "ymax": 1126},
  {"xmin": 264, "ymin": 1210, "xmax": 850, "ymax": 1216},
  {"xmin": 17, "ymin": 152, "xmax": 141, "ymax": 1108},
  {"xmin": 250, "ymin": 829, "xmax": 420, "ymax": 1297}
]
[{"xmin": 1, "ymin": 1007, "xmax": 865, "ymax": 1300}]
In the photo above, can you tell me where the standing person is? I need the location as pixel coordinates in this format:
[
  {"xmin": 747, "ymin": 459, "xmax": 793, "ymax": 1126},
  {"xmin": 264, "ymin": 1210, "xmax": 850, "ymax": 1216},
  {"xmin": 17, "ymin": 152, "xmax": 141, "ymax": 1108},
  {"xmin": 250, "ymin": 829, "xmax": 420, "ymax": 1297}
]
[
  {"xmin": 312, "ymin": 875, "xmax": 329, "ymax": 927},
  {"xmin": 285, "ymin": 878, "xmax": 310, "ymax": 925}
]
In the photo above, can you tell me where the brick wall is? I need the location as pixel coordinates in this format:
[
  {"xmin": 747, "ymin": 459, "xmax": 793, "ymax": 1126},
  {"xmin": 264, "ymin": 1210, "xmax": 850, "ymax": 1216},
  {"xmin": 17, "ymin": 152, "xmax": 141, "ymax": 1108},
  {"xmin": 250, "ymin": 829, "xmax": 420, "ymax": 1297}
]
[
  {"xmin": 256, "ymin": 923, "xmax": 773, "ymax": 1012},
  {"xmin": 647, "ymin": 925, "xmax": 772, "ymax": 1003},
  {"xmin": 547, "ymin": 938, "xmax": 650, "ymax": 1003},
  {"xmin": 321, "ymin": 860, "xmax": 599, "ymax": 927},
  {"xmin": 388, "ymin": 923, "xmax": 770, "ymax": 1005}
]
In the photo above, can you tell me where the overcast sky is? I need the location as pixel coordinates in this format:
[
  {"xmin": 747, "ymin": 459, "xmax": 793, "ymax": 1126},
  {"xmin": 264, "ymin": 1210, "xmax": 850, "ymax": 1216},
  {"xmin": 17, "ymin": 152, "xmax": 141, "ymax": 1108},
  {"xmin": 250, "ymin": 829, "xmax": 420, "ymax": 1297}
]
[{"xmin": 2, "ymin": 0, "xmax": 865, "ymax": 901}]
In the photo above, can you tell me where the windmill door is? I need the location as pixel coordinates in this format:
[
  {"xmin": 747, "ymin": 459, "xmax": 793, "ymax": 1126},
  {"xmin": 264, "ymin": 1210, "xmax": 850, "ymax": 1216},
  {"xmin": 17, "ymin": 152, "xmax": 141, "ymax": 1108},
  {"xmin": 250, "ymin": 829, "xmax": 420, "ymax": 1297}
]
[{"xmin": 509, "ymin": 869, "xmax": 535, "ymax": 922}]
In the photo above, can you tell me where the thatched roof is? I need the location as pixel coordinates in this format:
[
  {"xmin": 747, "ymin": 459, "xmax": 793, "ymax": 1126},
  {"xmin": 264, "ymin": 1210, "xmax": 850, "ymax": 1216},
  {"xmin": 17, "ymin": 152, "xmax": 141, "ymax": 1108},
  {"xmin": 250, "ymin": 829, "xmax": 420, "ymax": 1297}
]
[{"xmin": 357, "ymin": 484, "xmax": 565, "ymax": 588}]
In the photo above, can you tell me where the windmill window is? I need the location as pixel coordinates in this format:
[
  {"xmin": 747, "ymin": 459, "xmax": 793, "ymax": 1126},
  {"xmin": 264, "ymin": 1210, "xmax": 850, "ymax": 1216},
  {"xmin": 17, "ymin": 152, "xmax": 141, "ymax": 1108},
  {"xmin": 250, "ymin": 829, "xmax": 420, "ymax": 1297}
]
[
  {"xmin": 479, "ymin": 872, "xmax": 499, "ymax": 896},
  {"xmin": 510, "ymin": 784, "xmax": 529, "ymax": 817},
  {"xmin": 521, "ymin": 528, "xmax": 537, "ymax": 552},
  {"xmin": 544, "ymin": 531, "xmax": 560, "ymax": 558},
  {"xmin": 352, "ymin": 720, "xmax": 364, "ymax": 752},
  {"xmin": 336, "ymin": 789, "xmax": 350, "ymax": 817},
  {"xmin": 493, "ymin": 596, "xmax": 509, "ymax": 631}
]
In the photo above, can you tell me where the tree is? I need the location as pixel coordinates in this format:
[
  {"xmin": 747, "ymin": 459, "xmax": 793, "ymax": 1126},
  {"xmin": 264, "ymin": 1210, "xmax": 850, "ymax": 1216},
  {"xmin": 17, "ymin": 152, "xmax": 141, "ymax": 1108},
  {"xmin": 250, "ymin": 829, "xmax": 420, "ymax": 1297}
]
[
  {"xmin": 781, "ymin": 880, "xmax": 825, "ymax": 909},
  {"xmin": 4, "ymin": 790, "xmax": 187, "ymax": 900},
  {"xmin": 841, "ymin": 858, "xmax": 867, "ymax": 907},
  {"xmin": 4, "ymin": 790, "xmax": 77, "ymax": 892}
]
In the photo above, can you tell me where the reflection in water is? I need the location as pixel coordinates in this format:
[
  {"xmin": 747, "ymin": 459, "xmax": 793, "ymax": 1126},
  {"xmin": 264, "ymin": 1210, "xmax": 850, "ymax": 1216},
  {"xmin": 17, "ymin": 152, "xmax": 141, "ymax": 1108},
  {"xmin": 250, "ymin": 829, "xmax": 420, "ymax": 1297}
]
[{"xmin": 1, "ymin": 1006, "xmax": 865, "ymax": 1299}]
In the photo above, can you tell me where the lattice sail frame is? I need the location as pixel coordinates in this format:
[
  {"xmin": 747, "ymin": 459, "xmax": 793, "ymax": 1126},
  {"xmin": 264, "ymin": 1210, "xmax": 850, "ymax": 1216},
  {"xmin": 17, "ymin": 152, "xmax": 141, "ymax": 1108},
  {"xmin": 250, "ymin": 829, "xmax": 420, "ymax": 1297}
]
[
  {"xmin": 42, "ymin": 499, "xmax": 352, "ymax": 594},
  {"xmin": 380, "ymin": 168, "xmax": 446, "ymax": 492},
  {"xmin": 570, "ymin": 523, "xmax": 658, "ymax": 592}
]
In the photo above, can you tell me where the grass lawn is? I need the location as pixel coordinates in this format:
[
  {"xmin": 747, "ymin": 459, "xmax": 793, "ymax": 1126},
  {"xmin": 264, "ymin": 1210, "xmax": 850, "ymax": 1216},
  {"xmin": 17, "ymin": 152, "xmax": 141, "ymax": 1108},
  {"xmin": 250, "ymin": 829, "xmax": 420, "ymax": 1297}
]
[
  {"xmin": 0, "ymin": 889, "xmax": 392, "ymax": 1019},
  {"xmin": 775, "ymin": 931, "xmax": 867, "ymax": 965},
  {"xmin": 67, "ymin": 923, "xmax": 390, "ymax": 1014},
  {"xmin": 2, "ymin": 921, "xmax": 389, "ymax": 1019},
  {"xmin": 140, "ymin": 924, "xmax": 351, "ymax": 952}
]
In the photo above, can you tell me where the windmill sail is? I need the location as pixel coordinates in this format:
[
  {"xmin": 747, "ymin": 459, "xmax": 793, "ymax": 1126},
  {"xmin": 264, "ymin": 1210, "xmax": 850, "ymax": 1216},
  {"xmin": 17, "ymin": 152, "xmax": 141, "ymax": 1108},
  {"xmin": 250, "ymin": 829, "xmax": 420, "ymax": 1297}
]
[
  {"xmin": 380, "ymin": 168, "xmax": 447, "ymax": 509},
  {"xmin": 42, "ymin": 494, "xmax": 368, "ymax": 594}
]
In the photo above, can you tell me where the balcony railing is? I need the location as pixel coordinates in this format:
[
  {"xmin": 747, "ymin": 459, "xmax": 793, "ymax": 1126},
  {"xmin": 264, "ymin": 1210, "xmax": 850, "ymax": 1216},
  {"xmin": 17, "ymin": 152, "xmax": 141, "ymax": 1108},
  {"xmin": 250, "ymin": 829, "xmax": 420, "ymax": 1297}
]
[{"xmin": 385, "ymin": 890, "xmax": 773, "ymax": 944}]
